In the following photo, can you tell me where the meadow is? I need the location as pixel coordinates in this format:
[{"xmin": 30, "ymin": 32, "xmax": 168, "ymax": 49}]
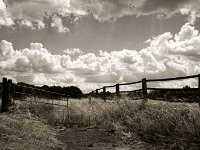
[{"xmin": 15, "ymin": 96, "xmax": 200, "ymax": 149}]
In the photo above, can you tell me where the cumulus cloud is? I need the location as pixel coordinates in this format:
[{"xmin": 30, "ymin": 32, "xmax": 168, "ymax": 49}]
[
  {"xmin": 1, "ymin": 23, "xmax": 200, "ymax": 92},
  {"xmin": 0, "ymin": 40, "xmax": 64, "ymax": 73},
  {"xmin": 63, "ymin": 48, "xmax": 84, "ymax": 57}
]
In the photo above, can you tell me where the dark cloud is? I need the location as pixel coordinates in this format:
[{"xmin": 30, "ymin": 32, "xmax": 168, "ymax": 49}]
[
  {"xmin": 1, "ymin": 0, "xmax": 200, "ymax": 31},
  {"xmin": 138, "ymin": 0, "xmax": 188, "ymax": 13}
]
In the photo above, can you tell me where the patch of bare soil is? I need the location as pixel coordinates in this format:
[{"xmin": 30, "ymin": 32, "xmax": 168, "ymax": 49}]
[
  {"xmin": 57, "ymin": 127, "xmax": 155, "ymax": 150},
  {"xmin": 57, "ymin": 127, "xmax": 123, "ymax": 150}
]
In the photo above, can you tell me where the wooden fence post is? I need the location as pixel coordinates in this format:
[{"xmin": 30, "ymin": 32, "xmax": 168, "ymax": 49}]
[
  {"xmin": 96, "ymin": 89, "xmax": 98, "ymax": 95},
  {"xmin": 7, "ymin": 79, "xmax": 12, "ymax": 106},
  {"xmin": 1, "ymin": 78, "xmax": 12, "ymax": 112},
  {"xmin": 22, "ymin": 86, "xmax": 25, "ymax": 99},
  {"xmin": 67, "ymin": 97, "xmax": 69, "ymax": 107},
  {"xmin": 142, "ymin": 78, "xmax": 148, "ymax": 101},
  {"xmin": 2, "ymin": 78, "xmax": 8, "ymax": 112},
  {"xmin": 103, "ymin": 87, "xmax": 106, "ymax": 102},
  {"xmin": 116, "ymin": 84, "xmax": 120, "ymax": 96},
  {"xmin": 198, "ymin": 74, "xmax": 200, "ymax": 107},
  {"xmin": 198, "ymin": 74, "xmax": 200, "ymax": 89},
  {"xmin": 12, "ymin": 83, "xmax": 16, "ymax": 100}
]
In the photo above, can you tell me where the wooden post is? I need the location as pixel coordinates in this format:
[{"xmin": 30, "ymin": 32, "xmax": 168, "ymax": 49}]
[
  {"xmin": 2, "ymin": 78, "xmax": 8, "ymax": 112},
  {"xmin": 116, "ymin": 84, "xmax": 120, "ymax": 96},
  {"xmin": 142, "ymin": 78, "xmax": 148, "ymax": 101},
  {"xmin": 63, "ymin": 108, "xmax": 65, "ymax": 122},
  {"xmin": 7, "ymin": 79, "xmax": 12, "ymax": 106},
  {"xmin": 67, "ymin": 97, "xmax": 69, "ymax": 107},
  {"xmin": 33, "ymin": 89, "xmax": 36, "ymax": 98},
  {"xmin": 103, "ymin": 86, "xmax": 106, "ymax": 101},
  {"xmin": 12, "ymin": 84, "xmax": 16, "ymax": 100},
  {"xmin": 1, "ymin": 78, "xmax": 12, "ymax": 112},
  {"xmin": 198, "ymin": 74, "xmax": 200, "ymax": 107},
  {"xmin": 47, "ymin": 92, "xmax": 50, "ymax": 100},
  {"xmin": 198, "ymin": 74, "xmax": 200, "ymax": 89},
  {"xmin": 52, "ymin": 94, "xmax": 54, "ymax": 108},
  {"xmin": 22, "ymin": 86, "xmax": 25, "ymax": 100},
  {"xmin": 96, "ymin": 89, "xmax": 98, "ymax": 95}
]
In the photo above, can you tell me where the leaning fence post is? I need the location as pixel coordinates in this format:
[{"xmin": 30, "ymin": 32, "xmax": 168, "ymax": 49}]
[
  {"xmin": 103, "ymin": 86, "xmax": 106, "ymax": 102},
  {"xmin": 142, "ymin": 78, "xmax": 148, "ymax": 101},
  {"xmin": 2, "ymin": 78, "xmax": 8, "ymax": 112},
  {"xmin": 116, "ymin": 84, "xmax": 120, "ymax": 96}
]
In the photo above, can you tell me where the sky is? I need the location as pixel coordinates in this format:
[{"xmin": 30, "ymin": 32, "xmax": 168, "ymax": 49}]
[{"xmin": 1, "ymin": 0, "xmax": 200, "ymax": 93}]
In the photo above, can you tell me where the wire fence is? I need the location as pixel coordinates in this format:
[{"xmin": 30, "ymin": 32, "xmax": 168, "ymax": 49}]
[{"xmin": 1, "ymin": 78, "xmax": 69, "ymax": 112}]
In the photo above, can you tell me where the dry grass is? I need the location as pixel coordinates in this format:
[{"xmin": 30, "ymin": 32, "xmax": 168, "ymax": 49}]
[
  {"xmin": 12, "ymin": 97, "xmax": 200, "ymax": 149},
  {"xmin": 0, "ymin": 104, "xmax": 66, "ymax": 150}
]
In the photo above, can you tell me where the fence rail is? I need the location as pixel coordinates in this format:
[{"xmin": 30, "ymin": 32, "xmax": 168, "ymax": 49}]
[
  {"xmin": 146, "ymin": 74, "xmax": 198, "ymax": 82},
  {"xmin": 147, "ymin": 88, "xmax": 199, "ymax": 91},
  {"xmin": 15, "ymin": 84, "xmax": 68, "ymax": 96},
  {"xmin": 94, "ymin": 74, "xmax": 200, "ymax": 101},
  {"xmin": 1, "ymin": 78, "xmax": 69, "ymax": 112}
]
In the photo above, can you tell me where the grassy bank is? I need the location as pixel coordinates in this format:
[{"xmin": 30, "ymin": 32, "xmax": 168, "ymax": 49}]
[
  {"xmin": 17, "ymin": 97, "xmax": 200, "ymax": 149},
  {"xmin": 0, "ymin": 110, "xmax": 66, "ymax": 150}
]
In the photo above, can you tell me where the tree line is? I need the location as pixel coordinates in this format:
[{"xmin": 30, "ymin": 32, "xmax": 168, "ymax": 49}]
[{"xmin": 16, "ymin": 82, "xmax": 83, "ymax": 98}]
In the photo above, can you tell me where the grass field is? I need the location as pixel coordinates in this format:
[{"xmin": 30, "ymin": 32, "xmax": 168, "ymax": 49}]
[{"xmin": 13, "ymin": 96, "xmax": 200, "ymax": 149}]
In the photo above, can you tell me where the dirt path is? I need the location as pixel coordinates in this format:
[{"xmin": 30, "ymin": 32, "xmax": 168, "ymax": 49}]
[
  {"xmin": 56, "ymin": 127, "xmax": 156, "ymax": 150},
  {"xmin": 0, "ymin": 109, "xmax": 155, "ymax": 150},
  {"xmin": 57, "ymin": 127, "xmax": 130, "ymax": 150}
]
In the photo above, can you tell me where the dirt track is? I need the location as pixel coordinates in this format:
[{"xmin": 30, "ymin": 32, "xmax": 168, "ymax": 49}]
[
  {"xmin": 57, "ymin": 127, "xmax": 153, "ymax": 150},
  {"xmin": 57, "ymin": 127, "xmax": 127, "ymax": 150}
]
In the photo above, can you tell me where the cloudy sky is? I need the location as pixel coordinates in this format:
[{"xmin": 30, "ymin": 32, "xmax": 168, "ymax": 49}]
[{"xmin": 1, "ymin": 0, "xmax": 200, "ymax": 93}]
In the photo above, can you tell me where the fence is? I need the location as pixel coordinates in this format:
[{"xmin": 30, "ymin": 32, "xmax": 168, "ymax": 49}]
[
  {"xmin": 1, "ymin": 78, "xmax": 69, "ymax": 112},
  {"xmin": 94, "ymin": 74, "xmax": 200, "ymax": 101}
]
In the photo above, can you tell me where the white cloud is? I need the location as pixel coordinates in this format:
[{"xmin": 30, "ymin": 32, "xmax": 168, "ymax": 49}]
[
  {"xmin": 1, "ymin": 23, "xmax": 200, "ymax": 92},
  {"xmin": 51, "ymin": 14, "xmax": 69, "ymax": 33},
  {"xmin": 35, "ymin": 20, "xmax": 46, "ymax": 30},
  {"xmin": 0, "ymin": 0, "xmax": 14, "ymax": 27},
  {"xmin": 63, "ymin": 48, "xmax": 84, "ymax": 57},
  {"xmin": 16, "ymin": 19, "xmax": 34, "ymax": 29},
  {"xmin": 0, "ymin": 40, "xmax": 64, "ymax": 73}
]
